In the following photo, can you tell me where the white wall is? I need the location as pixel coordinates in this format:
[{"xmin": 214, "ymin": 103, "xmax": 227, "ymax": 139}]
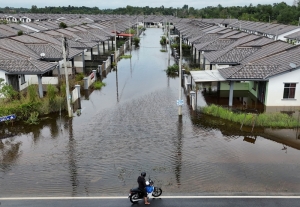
[
  {"xmin": 278, "ymin": 28, "xmax": 300, "ymax": 41},
  {"xmin": 74, "ymin": 55, "xmax": 84, "ymax": 68},
  {"xmin": 19, "ymin": 75, "xmax": 30, "ymax": 91},
  {"xmin": 0, "ymin": 70, "xmax": 6, "ymax": 98},
  {"xmin": 0, "ymin": 70, "xmax": 6, "ymax": 83},
  {"xmin": 266, "ymin": 68, "xmax": 300, "ymax": 106},
  {"xmin": 84, "ymin": 49, "xmax": 92, "ymax": 61}
]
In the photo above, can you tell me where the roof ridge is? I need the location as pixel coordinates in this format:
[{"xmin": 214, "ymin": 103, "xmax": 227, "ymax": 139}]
[
  {"xmin": 263, "ymin": 65, "xmax": 280, "ymax": 79},
  {"xmin": 28, "ymin": 59, "xmax": 41, "ymax": 72},
  {"xmin": 227, "ymin": 65, "xmax": 244, "ymax": 78}
]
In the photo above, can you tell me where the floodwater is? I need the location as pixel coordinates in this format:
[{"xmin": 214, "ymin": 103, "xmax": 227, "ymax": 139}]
[{"xmin": 1, "ymin": 28, "xmax": 300, "ymax": 197}]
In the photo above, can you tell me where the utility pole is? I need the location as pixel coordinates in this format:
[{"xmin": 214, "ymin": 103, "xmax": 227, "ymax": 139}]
[
  {"xmin": 137, "ymin": 18, "xmax": 139, "ymax": 37},
  {"xmin": 62, "ymin": 36, "xmax": 72, "ymax": 117},
  {"xmin": 128, "ymin": 22, "xmax": 131, "ymax": 51},
  {"xmin": 168, "ymin": 19, "xmax": 170, "ymax": 67},
  {"xmin": 178, "ymin": 33, "xmax": 182, "ymax": 116},
  {"xmin": 114, "ymin": 24, "xmax": 117, "ymax": 65}
]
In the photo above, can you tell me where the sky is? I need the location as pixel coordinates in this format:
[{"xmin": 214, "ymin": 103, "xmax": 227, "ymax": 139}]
[{"xmin": 3, "ymin": 0, "xmax": 292, "ymax": 9}]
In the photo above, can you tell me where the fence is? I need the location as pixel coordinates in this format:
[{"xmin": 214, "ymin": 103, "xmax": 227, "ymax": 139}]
[
  {"xmin": 71, "ymin": 86, "xmax": 80, "ymax": 103},
  {"xmin": 30, "ymin": 76, "xmax": 58, "ymax": 85}
]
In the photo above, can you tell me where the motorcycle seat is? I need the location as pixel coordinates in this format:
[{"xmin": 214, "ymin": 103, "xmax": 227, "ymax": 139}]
[{"xmin": 131, "ymin": 187, "xmax": 142, "ymax": 192}]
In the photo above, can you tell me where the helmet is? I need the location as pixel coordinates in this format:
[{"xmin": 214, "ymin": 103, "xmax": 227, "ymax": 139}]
[{"xmin": 141, "ymin": 172, "xmax": 146, "ymax": 177}]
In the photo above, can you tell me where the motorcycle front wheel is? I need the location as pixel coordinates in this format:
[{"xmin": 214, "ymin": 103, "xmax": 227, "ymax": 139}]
[
  {"xmin": 129, "ymin": 193, "xmax": 140, "ymax": 203},
  {"xmin": 152, "ymin": 187, "xmax": 162, "ymax": 197}
]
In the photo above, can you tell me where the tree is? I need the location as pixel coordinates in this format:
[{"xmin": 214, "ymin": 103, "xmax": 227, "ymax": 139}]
[
  {"xmin": 59, "ymin": 22, "xmax": 67, "ymax": 28},
  {"xmin": 31, "ymin": 5, "xmax": 38, "ymax": 13}
]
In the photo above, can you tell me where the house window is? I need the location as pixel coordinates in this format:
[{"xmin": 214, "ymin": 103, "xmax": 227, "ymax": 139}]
[
  {"xmin": 20, "ymin": 74, "xmax": 26, "ymax": 85},
  {"xmin": 283, "ymin": 83, "xmax": 296, "ymax": 99}
]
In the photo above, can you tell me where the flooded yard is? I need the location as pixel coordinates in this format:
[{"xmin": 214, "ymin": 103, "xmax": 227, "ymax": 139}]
[{"xmin": 1, "ymin": 28, "xmax": 300, "ymax": 197}]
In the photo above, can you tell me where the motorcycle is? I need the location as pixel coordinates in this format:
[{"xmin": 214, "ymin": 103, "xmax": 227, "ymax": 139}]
[{"xmin": 128, "ymin": 178, "xmax": 162, "ymax": 204}]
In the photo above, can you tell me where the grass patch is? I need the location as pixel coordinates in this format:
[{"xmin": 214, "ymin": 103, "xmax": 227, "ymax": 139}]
[
  {"xmin": 201, "ymin": 104, "xmax": 300, "ymax": 128},
  {"xmin": 93, "ymin": 81, "xmax": 106, "ymax": 90},
  {"xmin": 160, "ymin": 49, "xmax": 167, "ymax": 52},
  {"xmin": 120, "ymin": 55, "xmax": 132, "ymax": 59},
  {"xmin": 75, "ymin": 73, "xmax": 85, "ymax": 81}
]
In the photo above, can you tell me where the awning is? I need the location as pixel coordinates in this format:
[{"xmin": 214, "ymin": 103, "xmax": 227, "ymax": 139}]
[
  {"xmin": 190, "ymin": 70, "xmax": 226, "ymax": 83},
  {"xmin": 117, "ymin": 33, "xmax": 134, "ymax": 37},
  {"xmin": 112, "ymin": 31, "xmax": 134, "ymax": 37}
]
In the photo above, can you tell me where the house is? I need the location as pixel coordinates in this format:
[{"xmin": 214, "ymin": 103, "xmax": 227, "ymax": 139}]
[{"xmin": 0, "ymin": 58, "xmax": 58, "ymax": 98}]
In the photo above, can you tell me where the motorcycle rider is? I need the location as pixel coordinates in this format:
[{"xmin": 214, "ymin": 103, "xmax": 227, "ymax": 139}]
[{"xmin": 137, "ymin": 172, "xmax": 150, "ymax": 205}]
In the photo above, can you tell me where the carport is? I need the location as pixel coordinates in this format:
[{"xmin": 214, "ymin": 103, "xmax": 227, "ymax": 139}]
[{"xmin": 190, "ymin": 70, "xmax": 235, "ymax": 106}]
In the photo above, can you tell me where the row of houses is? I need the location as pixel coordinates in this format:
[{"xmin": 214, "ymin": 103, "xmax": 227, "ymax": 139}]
[
  {"xmin": 0, "ymin": 15, "xmax": 152, "ymax": 99},
  {"xmin": 173, "ymin": 19, "xmax": 300, "ymax": 111},
  {"xmin": 3, "ymin": 13, "xmax": 300, "ymax": 110},
  {"xmin": 0, "ymin": 14, "xmax": 184, "ymax": 99}
]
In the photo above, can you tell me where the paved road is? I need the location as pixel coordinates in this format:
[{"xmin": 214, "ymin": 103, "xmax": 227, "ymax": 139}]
[{"xmin": 1, "ymin": 197, "xmax": 300, "ymax": 207}]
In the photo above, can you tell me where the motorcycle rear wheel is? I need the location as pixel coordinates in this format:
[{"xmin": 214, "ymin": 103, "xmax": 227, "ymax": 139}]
[
  {"xmin": 130, "ymin": 193, "xmax": 139, "ymax": 203},
  {"xmin": 152, "ymin": 187, "xmax": 162, "ymax": 197}
]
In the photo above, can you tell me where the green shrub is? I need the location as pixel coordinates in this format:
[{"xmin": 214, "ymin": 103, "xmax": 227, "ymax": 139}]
[
  {"xmin": 75, "ymin": 73, "xmax": 85, "ymax": 81},
  {"xmin": 24, "ymin": 111, "xmax": 39, "ymax": 125},
  {"xmin": 125, "ymin": 28, "xmax": 136, "ymax": 34},
  {"xmin": 0, "ymin": 78, "xmax": 18, "ymax": 101},
  {"xmin": 133, "ymin": 37, "xmax": 140, "ymax": 46},
  {"xmin": 46, "ymin": 84, "xmax": 56, "ymax": 102},
  {"xmin": 93, "ymin": 81, "xmax": 106, "ymax": 90},
  {"xmin": 26, "ymin": 85, "xmax": 39, "ymax": 102},
  {"xmin": 160, "ymin": 36, "xmax": 167, "ymax": 45},
  {"xmin": 117, "ymin": 40, "xmax": 125, "ymax": 48},
  {"xmin": 165, "ymin": 64, "xmax": 179, "ymax": 75},
  {"xmin": 59, "ymin": 22, "xmax": 67, "ymax": 28}
]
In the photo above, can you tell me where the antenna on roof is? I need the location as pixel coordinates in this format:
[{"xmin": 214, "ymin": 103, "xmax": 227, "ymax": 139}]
[{"xmin": 40, "ymin": 53, "xmax": 45, "ymax": 59}]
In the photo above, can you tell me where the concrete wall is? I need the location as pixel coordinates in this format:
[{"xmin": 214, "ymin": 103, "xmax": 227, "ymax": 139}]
[{"xmin": 265, "ymin": 69, "xmax": 300, "ymax": 106}]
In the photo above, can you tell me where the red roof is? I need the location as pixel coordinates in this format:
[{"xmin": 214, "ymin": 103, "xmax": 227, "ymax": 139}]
[
  {"xmin": 112, "ymin": 31, "xmax": 134, "ymax": 37},
  {"xmin": 117, "ymin": 33, "xmax": 134, "ymax": 37}
]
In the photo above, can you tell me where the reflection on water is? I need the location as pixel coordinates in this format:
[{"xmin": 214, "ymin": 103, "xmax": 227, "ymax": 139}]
[
  {"xmin": 1, "ymin": 28, "xmax": 300, "ymax": 197},
  {"xmin": 0, "ymin": 138, "xmax": 22, "ymax": 172},
  {"xmin": 174, "ymin": 116, "xmax": 183, "ymax": 186}
]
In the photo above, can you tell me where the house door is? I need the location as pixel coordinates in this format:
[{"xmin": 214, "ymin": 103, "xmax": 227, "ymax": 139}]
[
  {"xmin": 257, "ymin": 81, "xmax": 266, "ymax": 104},
  {"xmin": 7, "ymin": 75, "xmax": 19, "ymax": 91}
]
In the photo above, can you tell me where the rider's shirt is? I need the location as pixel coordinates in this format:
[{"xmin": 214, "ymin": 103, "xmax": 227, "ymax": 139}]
[{"xmin": 137, "ymin": 176, "xmax": 146, "ymax": 190}]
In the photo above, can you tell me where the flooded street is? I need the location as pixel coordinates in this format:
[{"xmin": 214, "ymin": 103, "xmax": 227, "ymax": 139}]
[{"xmin": 1, "ymin": 28, "xmax": 300, "ymax": 197}]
